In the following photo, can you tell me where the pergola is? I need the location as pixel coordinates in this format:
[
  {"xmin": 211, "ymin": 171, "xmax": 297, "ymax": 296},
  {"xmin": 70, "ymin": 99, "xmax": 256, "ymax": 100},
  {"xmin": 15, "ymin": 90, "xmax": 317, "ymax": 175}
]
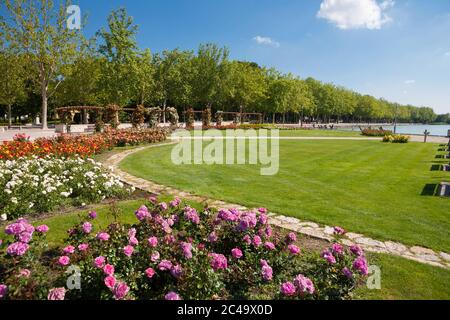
[
  {"xmin": 216, "ymin": 111, "xmax": 263, "ymax": 124},
  {"xmin": 55, "ymin": 106, "xmax": 135, "ymax": 124}
]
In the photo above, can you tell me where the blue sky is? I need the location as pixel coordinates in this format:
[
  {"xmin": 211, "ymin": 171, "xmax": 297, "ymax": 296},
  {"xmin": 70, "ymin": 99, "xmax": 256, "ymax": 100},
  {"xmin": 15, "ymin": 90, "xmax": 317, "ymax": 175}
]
[{"xmin": 78, "ymin": 1, "xmax": 448, "ymax": 113}]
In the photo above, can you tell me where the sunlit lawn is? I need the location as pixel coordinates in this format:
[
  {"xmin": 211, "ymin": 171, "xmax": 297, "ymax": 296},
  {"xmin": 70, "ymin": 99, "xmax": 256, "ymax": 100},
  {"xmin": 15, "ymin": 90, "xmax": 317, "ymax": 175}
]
[{"xmin": 120, "ymin": 134, "xmax": 450, "ymax": 252}]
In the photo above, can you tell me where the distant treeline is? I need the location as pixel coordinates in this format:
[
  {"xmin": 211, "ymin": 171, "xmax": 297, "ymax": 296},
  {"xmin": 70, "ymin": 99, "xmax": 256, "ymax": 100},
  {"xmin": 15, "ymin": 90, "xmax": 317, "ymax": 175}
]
[{"xmin": 0, "ymin": 4, "xmax": 438, "ymax": 126}]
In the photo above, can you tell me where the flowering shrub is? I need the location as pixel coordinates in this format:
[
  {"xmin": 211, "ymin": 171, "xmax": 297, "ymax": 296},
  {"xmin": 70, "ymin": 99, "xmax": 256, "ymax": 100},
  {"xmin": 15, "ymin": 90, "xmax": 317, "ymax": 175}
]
[
  {"xmin": 13, "ymin": 133, "xmax": 30, "ymax": 142},
  {"xmin": 362, "ymin": 128, "xmax": 393, "ymax": 137},
  {"xmin": 102, "ymin": 128, "xmax": 167, "ymax": 147},
  {"xmin": 382, "ymin": 134, "xmax": 409, "ymax": 143},
  {"xmin": 15, "ymin": 201, "xmax": 371, "ymax": 300},
  {"xmin": 0, "ymin": 198, "xmax": 369, "ymax": 300},
  {"xmin": 0, "ymin": 157, "xmax": 132, "ymax": 220},
  {"xmin": 0, "ymin": 218, "xmax": 53, "ymax": 300},
  {"xmin": 0, "ymin": 128, "xmax": 167, "ymax": 160}
]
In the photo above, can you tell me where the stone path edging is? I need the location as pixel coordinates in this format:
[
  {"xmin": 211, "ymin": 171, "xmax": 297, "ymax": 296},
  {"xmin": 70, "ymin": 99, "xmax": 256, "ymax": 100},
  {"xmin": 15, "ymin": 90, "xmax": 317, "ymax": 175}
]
[{"xmin": 103, "ymin": 142, "xmax": 450, "ymax": 270}]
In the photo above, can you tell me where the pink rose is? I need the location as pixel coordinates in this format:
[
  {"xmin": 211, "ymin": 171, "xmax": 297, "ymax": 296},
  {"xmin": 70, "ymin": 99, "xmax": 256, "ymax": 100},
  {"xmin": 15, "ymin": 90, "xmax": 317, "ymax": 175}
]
[
  {"xmin": 103, "ymin": 264, "xmax": 115, "ymax": 276},
  {"xmin": 36, "ymin": 225, "xmax": 49, "ymax": 233},
  {"xmin": 94, "ymin": 256, "xmax": 106, "ymax": 269},
  {"xmin": 123, "ymin": 245, "xmax": 134, "ymax": 257},
  {"xmin": 96, "ymin": 232, "xmax": 110, "ymax": 241},
  {"xmin": 78, "ymin": 243, "xmax": 89, "ymax": 251},
  {"xmin": 148, "ymin": 236, "xmax": 158, "ymax": 248},
  {"xmin": 47, "ymin": 287, "xmax": 66, "ymax": 300},
  {"xmin": 264, "ymin": 242, "xmax": 276, "ymax": 250},
  {"xmin": 145, "ymin": 267, "xmax": 156, "ymax": 279},
  {"xmin": 280, "ymin": 282, "xmax": 296, "ymax": 296},
  {"xmin": 0, "ymin": 284, "xmax": 8, "ymax": 299},
  {"xmin": 113, "ymin": 282, "xmax": 129, "ymax": 300},
  {"xmin": 231, "ymin": 248, "xmax": 243, "ymax": 259},
  {"xmin": 63, "ymin": 245, "xmax": 75, "ymax": 255},
  {"xmin": 129, "ymin": 237, "xmax": 139, "ymax": 246},
  {"xmin": 252, "ymin": 235, "xmax": 262, "ymax": 247},
  {"xmin": 288, "ymin": 244, "xmax": 300, "ymax": 255},
  {"xmin": 151, "ymin": 251, "xmax": 160, "ymax": 262},
  {"xmin": 82, "ymin": 222, "xmax": 92, "ymax": 234},
  {"xmin": 58, "ymin": 256, "xmax": 70, "ymax": 266},
  {"xmin": 165, "ymin": 291, "xmax": 181, "ymax": 300},
  {"xmin": 104, "ymin": 276, "xmax": 116, "ymax": 289}
]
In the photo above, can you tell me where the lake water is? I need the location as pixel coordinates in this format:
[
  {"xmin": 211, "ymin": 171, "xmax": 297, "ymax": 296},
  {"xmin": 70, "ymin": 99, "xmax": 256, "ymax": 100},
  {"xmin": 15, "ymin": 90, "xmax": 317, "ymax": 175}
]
[
  {"xmin": 343, "ymin": 124, "xmax": 450, "ymax": 136},
  {"xmin": 382, "ymin": 125, "xmax": 450, "ymax": 136}
]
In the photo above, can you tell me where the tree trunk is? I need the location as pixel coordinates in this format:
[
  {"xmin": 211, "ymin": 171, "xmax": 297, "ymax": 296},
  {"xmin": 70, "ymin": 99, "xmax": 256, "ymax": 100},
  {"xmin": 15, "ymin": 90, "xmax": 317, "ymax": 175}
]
[
  {"xmin": 7, "ymin": 104, "xmax": 12, "ymax": 129},
  {"xmin": 41, "ymin": 92, "xmax": 48, "ymax": 130},
  {"xmin": 272, "ymin": 113, "xmax": 275, "ymax": 124},
  {"xmin": 40, "ymin": 68, "xmax": 48, "ymax": 130},
  {"xmin": 162, "ymin": 99, "xmax": 167, "ymax": 124}
]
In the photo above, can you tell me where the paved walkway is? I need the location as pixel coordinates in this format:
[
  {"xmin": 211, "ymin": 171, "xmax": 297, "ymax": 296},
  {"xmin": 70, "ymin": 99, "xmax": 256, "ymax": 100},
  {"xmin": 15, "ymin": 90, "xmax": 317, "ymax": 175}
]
[
  {"xmin": 0, "ymin": 128, "xmax": 57, "ymax": 142},
  {"xmin": 102, "ymin": 142, "xmax": 450, "ymax": 270}
]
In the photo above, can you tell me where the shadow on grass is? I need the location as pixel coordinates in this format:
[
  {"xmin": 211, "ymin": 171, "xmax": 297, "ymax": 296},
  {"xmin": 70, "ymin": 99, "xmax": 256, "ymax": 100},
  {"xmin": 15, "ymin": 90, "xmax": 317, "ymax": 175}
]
[
  {"xmin": 430, "ymin": 164, "xmax": 442, "ymax": 171},
  {"xmin": 421, "ymin": 184, "xmax": 439, "ymax": 196}
]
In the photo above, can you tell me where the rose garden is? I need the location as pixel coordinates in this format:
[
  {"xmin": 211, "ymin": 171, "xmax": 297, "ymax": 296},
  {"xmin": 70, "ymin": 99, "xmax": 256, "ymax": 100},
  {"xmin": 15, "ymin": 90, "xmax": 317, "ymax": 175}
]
[{"xmin": 1, "ymin": 1, "xmax": 449, "ymax": 301}]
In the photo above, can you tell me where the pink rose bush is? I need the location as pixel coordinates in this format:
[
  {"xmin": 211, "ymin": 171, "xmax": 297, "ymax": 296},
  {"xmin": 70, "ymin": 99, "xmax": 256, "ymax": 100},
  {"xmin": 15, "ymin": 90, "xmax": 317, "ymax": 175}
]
[
  {"xmin": 0, "ymin": 218, "xmax": 52, "ymax": 299},
  {"xmin": 0, "ymin": 199, "xmax": 368, "ymax": 300}
]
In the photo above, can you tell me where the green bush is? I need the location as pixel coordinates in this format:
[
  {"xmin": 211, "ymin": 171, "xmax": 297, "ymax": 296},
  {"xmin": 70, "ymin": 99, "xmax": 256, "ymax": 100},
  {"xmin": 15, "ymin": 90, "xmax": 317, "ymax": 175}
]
[
  {"xmin": 362, "ymin": 128, "xmax": 393, "ymax": 137},
  {"xmin": 382, "ymin": 134, "xmax": 409, "ymax": 143}
]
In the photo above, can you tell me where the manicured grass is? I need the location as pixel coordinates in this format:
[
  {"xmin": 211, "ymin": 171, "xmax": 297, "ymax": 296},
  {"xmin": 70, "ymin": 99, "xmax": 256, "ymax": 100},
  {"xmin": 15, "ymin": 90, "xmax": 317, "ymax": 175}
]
[
  {"xmin": 17, "ymin": 199, "xmax": 450, "ymax": 300},
  {"xmin": 26, "ymin": 198, "xmax": 203, "ymax": 247},
  {"xmin": 277, "ymin": 129, "xmax": 363, "ymax": 137},
  {"xmin": 25, "ymin": 200, "xmax": 144, "ymax": 247},
  {"xmin": 120, "ymin": 135, "xmax": 450, "ymax": 252},
  {"xmin": 356, "ymin": 253, "xmax": 450, "ymax": 300}
]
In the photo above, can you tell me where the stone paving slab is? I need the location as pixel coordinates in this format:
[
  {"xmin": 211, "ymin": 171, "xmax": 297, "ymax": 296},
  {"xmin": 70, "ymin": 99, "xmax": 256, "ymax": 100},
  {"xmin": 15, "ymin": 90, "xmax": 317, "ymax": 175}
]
[{"xmin": 103, "ymin": 143, "xmax": 450, "ymax": 270}]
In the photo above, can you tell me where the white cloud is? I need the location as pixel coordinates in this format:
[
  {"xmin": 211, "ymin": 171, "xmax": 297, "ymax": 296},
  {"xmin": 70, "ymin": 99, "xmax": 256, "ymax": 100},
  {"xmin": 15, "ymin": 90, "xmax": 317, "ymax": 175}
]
[
  {"xmin": 404, "ymin": 80, "xmax": 415, "ymax": 85},
  {"xmin": 253, "ymin": 36, "xmax": 280, "ymax": 48},
  {"xmin": 317, "ymin": 0, "xmax": 394, "ymax": 30}
]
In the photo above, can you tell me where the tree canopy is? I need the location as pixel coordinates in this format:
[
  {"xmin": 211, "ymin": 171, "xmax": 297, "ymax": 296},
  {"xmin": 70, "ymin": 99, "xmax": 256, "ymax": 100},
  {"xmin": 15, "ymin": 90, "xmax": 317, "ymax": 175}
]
[{"xmin": 0, "ymin": 3, "xmax": 439, "ymax": 125}]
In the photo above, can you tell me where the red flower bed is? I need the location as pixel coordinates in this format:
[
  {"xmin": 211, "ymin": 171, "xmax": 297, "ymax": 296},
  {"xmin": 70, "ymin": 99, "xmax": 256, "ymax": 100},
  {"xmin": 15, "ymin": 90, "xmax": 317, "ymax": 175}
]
[{"xmin": 0, "ymin": 129, "xmax": 167, "ymax": 160}]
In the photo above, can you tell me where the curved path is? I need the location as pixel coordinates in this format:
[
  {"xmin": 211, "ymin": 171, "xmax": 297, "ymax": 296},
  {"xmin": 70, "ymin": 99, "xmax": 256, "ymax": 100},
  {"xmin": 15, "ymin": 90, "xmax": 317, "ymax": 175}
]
[{"xmin": 103, "ymin": 142, "xmax": 450, "ymax": 270}]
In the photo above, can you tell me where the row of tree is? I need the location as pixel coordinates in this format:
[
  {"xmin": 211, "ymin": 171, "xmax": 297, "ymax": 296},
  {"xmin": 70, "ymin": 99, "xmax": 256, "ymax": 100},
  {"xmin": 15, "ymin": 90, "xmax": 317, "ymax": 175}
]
[{"xmin": 0, "ymin": 1, "xmax": 439, "ymax": 129}]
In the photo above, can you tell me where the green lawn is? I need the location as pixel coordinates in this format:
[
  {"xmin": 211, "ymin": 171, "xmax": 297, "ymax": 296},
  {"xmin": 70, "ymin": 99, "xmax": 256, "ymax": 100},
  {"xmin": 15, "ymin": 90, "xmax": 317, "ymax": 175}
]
[
  {"xmin": 26, "ymin": 200, "xmax": 450, "ymax": 300},
  {"xmin": 276, "ymin": 129, "xmax": 363, "ymax": 137},
  {"xmin": 355, "ymin": 253, "xmax": 450, "ymax": 300},
  {"xmin": 119, "ymin": 135, "xmax": 450, "ymax": 252}
]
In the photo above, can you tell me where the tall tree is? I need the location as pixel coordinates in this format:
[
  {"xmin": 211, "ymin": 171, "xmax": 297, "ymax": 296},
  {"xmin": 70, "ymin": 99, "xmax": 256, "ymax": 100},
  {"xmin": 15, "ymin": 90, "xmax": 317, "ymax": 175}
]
[
  {"xmin": 3, "ymin": 0, "xmax": 82, "ymax": 129},
  {"xmin": 223, "ymin": 61, "xmax": 267, "ymax": 114},
  {"xmin": 153, "ymin": 49, "xmax": 193, "ymax": 121},
  {"xmin": 0, "ymin": 21, "xmax": 26, "ymax": 127},
  {"xmin": 133, "ymin": 48, "xmax": 155, "ymax": 105},
  {"xmin": 97, "ymin": 7, "xmax": 139, "ymax": 106},
  {"xmin": 55, "ymin": 38, "xmax": 101, "ymax": 106},
  {"xmin": 190, "ymin": 43, "xmax": 229, "ymax": 108}
]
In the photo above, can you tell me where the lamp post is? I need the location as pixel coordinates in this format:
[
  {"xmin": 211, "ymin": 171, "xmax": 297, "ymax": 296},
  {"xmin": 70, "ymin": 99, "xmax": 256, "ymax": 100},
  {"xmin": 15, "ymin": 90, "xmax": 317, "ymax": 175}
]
[
  {"xmin": 300, "ymin": 105, "xmax": 304, "ymax": 127},
  {"xmin": 424, "ymin": 130, "xmax": 430, "ymax": 143},
  {"xmin": 447, "ymin": 130, "xmax": 450, "ymax": 148},
  {"xmin": 393, "ymin": 105, "xmax": 398, "ymax": 134}
]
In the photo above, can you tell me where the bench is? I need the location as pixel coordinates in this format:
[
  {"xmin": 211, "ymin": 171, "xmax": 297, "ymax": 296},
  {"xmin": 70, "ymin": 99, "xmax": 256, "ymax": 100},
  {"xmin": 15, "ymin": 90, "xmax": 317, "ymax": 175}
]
[{"xmin": 439, "ymin": 182, "xmax": 450, "ymax": 197}]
